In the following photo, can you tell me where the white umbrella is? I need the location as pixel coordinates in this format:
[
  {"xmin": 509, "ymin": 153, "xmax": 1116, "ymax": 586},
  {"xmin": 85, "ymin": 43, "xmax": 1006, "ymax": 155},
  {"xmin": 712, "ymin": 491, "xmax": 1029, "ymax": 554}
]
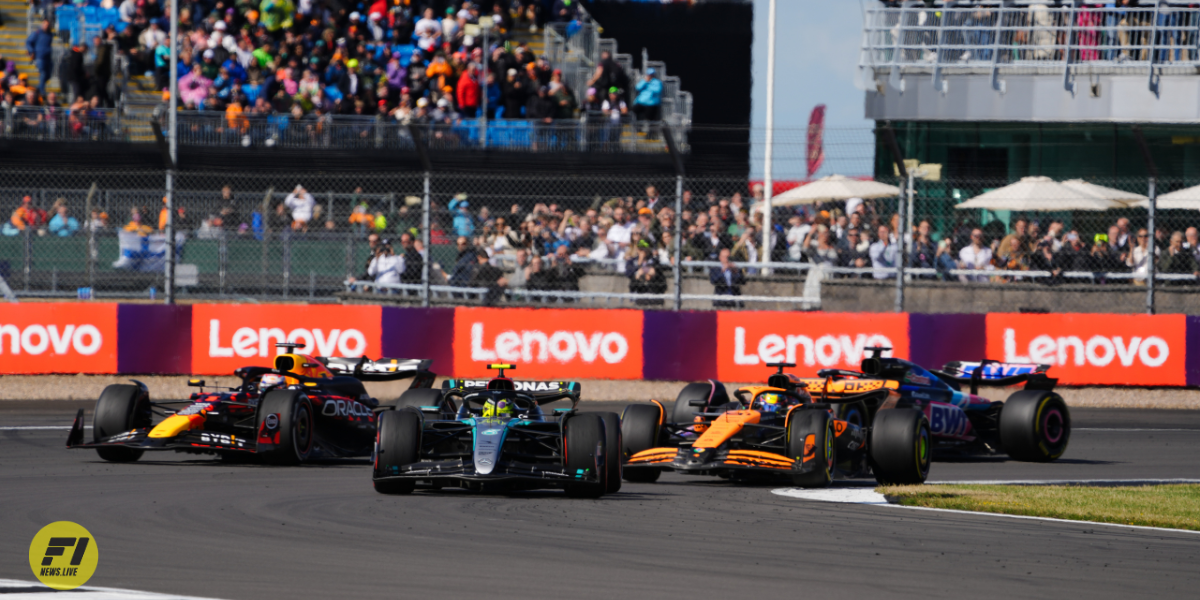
[
  {"xmin": 954, "ymin": 176, "xmax": 1126, "ymax": 211},
  {"xmin": 1131, "ymin": 182, "xmax": 1200, "ymax": 210},
  {"xmin": 769, "ymin": 174, "xmax": 901, "ymax": 206},
  {"xmin": 1060, "ymin": 179, "xmax": 1148, "ymax": 206}
]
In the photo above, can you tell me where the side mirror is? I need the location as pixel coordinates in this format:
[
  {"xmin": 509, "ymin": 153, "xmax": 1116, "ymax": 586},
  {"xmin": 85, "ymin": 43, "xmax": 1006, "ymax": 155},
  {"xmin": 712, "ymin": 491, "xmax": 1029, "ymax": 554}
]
[
  {"xmin": 688, "ymin": 399, "xmax": 706, "ymax": 407},
  {"xmin": 187, "ymin": 379, "xmax": 205, "ymax": 387}
]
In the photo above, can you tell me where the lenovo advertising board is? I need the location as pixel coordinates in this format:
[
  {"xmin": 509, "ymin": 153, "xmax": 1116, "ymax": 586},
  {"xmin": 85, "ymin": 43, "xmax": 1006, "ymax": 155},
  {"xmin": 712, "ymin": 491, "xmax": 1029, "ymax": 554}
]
[
  {"xmin": 716, "ymin": 312, "xmax": 909, "ymax": 382},
  {"xmin": 0, "ymin": 303, "xmax": 119, "ymax": 374},
  {"xmin": 191, "ymin": 304, "xmax": 382, "ymax": 375},
  {"xmin": 453, "ymin": 307, "xmax": 643, "ymax": 380},
  {"xmin": 986, "ymin": 313, "xmax": 1187, "ymax": 386}
]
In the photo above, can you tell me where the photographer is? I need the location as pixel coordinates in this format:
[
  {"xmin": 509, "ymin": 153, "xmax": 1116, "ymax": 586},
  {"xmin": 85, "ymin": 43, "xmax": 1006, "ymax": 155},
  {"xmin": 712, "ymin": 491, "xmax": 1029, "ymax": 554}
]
[{"xmin": 367, "ymin": 239, "xmax": 403, "ymax": 290}]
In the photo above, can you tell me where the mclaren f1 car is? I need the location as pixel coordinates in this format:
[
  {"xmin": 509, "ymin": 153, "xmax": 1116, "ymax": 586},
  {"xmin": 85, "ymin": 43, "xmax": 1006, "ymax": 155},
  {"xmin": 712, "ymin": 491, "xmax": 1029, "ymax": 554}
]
[
  {"xmin": 66, "ymin": 343, "xmax": 436, "ymax": 465},
  {"xmin": 621, "ymin": 363, "xmax": 932, "ymax": 487},
  {"xmin": 372, "ymin": 364, "xmax": 621, "ymax": 497},
  {"xmin": 820, "ymin": 348, "xmax": 1070, "ymax": 462}
]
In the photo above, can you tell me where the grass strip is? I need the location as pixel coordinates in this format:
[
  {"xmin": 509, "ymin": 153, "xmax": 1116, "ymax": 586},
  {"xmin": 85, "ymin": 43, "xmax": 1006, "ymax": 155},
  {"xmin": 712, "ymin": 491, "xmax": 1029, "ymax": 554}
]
[{"xmin": 879, "ymin": 484, "xmax": 1200, "ymax": 531}]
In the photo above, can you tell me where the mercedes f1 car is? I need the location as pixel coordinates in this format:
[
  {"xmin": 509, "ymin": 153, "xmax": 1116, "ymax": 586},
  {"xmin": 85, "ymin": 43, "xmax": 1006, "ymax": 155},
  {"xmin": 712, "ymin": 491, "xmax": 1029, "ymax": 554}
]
[
  {"xmin": 66, "ymin": 343, "xmax": 436, "ymax": 465},
  {"xmin": 819, "ymin": 348, "xmax": 1070, "ymax": 462},
  {"xmin": 621, "ymin": 363, "xmax": 932, "ymax": 487},
  {"xmin": 372, "ymin": 364, "xmax": 621, "ymax": 498}
]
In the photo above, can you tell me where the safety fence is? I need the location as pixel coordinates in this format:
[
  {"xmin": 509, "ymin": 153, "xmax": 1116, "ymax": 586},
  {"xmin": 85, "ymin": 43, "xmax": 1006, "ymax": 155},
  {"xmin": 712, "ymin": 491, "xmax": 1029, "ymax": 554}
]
[
  {"xmin": 2, "ymin": 303, "xmax": 1198, "ymax": 387},
  {"xmin": 3, "ymin": 166, "xmax": 1200, "ymax": 314}
]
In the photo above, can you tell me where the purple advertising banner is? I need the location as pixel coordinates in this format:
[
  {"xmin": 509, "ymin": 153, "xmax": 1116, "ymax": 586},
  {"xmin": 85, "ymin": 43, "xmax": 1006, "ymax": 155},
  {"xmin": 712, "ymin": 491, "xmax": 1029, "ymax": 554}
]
[
  {"xmin": 907, "ymin": 313, "xmax": 987, "ymax": 371},
  {"xmin": 116, "ymin": 304, "xmax": 192, "ymax": 374},
  {"xmin": 642, "ymin": 311, "xmax": 717, "ymax": 382},
  {"xmin": 381, "ymin": 307, "xmax": 455, "ymax": 375}
]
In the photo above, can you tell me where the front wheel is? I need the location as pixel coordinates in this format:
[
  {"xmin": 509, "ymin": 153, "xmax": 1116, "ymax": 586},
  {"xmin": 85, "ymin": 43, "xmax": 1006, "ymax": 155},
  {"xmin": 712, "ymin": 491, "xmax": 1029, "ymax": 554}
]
[
  {"xmin": 786, "ymin": 410, "xmax": 834, "ymax": 488},
  {"xmin": 563, "ymin": 414, "xmax": 606, "ymax": 498},
  {"xmin": 597, "ymin": 412, "xmax": 623, "ymax": 494},
  {"xmin": 869, "ymin": 409, "xmax": 931, "ymax": 485},
  {"xmin": 374, "ymin": 409, "xmax": 422, "ymax": 494},
  {"xmin": 1000, "ymin": 391, "xmax": 1070, "ymax": 462},
  {"xmin": 257, "ymin": 390, "xmax": 315, "ymax": 466},
  {"xmin": 93, "ymin": 384, "xmax": 150, "ymax": 463},
  {"xmin": 620, "ymin": 404, "xmax": 662, "ymax": 483}
]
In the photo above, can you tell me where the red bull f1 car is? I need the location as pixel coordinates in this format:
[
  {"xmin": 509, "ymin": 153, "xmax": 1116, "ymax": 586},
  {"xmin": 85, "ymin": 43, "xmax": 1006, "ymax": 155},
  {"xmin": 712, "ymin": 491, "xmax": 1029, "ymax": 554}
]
[
  {"xmin": 66, "ymin": 342, "xmax": 435, "ymax": 465},
  {"xmin": 821, "ymin": 348, "xmax": 1070, "ymax": 462},
  {"xmin": 372, "ymin": 364, "xmax": 621, "ymax": 497},
  {"xmin": 621, "ymin": 363, "xmax": 932, "ymax": 487}
]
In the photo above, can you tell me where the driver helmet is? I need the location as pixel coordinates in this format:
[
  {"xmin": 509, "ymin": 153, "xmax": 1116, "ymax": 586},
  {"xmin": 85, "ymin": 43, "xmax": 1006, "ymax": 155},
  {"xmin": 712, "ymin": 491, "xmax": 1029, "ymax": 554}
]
[
  {"xmin": 482, "ymin": 398, "xmax": 516, "ymax": 418},
  {"xmin": 753, "ymin": 393, "xmax": 785, "ymax": 414},
  {"xmin": 260, "ymin": 373, "xmax": 285, "ymax": 390}
]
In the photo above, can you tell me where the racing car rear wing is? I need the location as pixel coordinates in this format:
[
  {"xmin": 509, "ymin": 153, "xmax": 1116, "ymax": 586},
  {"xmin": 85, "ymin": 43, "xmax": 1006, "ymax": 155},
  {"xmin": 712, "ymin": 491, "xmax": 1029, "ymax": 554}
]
[
  {"xmin": 441, "ymin": 378, "xmax": 582, "ymax": 405},
  {"xmin": 934, "ymin": 361, "xmax": 1056, "ymax": 394},
  {"xmin": 319, "ymin": 357, "xmax": 436, "ymax": 386},
  {"xmin": 789, "ymin": 378, "xmax": 900, "ymax": 404}
]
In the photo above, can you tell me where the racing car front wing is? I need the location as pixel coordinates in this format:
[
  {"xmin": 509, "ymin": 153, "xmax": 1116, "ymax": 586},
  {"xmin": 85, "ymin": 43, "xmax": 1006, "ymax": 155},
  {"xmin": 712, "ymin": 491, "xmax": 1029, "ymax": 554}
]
[
  {"xmin": 625, "ymin": 447, "xmax": 822, "ymax": 477},
  {"xmin": 373, "ymin": 457, "xmax": 603, "ymax": 491},
  {"xmin": 65, "ymin": 409, "xmax": 257, "ymax": 454}
]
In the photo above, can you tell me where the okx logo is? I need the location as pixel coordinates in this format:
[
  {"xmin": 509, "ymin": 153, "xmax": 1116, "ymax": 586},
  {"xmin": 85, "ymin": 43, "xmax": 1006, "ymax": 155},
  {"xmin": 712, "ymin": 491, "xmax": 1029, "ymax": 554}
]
[{"xmin": 28, "ymin": 522, "xmax": 99, "ymax": 590}]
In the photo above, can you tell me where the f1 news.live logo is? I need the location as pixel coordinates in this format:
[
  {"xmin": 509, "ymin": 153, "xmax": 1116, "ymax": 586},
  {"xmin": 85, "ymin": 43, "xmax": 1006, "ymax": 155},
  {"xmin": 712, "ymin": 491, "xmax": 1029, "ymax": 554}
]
[
  {"xmin": 29, "ymin": 521, "xmax": 99, "ymax": 590},
  {"xmin": 38, "ymin": 536, "xmax": 90, "ymax": 577}
]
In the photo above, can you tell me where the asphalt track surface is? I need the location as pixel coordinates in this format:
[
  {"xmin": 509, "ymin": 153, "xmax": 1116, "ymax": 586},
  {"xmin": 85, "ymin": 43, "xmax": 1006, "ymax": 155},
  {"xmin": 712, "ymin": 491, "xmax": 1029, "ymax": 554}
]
[{"xmin": 3, "ymin": 401, "xmax": 1200, "ymax": 599}]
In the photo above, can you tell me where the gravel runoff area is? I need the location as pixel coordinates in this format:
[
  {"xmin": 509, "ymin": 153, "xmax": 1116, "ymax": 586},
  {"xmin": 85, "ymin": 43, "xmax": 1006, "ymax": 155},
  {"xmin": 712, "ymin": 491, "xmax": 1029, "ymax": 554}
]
[{"xmin": 1, "ymin": 375, "xmax": 1198, "ymax": 408}]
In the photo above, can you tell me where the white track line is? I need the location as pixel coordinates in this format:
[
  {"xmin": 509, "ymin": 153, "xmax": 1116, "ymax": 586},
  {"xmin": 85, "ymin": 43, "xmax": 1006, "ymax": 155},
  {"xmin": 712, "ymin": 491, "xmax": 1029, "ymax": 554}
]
[
  {"xmin": 773, "ymin": 484, "xmax": 1200, "ymax": 535},
  {"xmin": 0, "ymin": 579, "xmax": 225, "ymax": 599},
  {"xmin": 0, "ymin": 426, "xmax": 89, "ymax": 430},
  {"xmin": 929, "ymin": 479, "xmax": 1200, "ymax": 486}
]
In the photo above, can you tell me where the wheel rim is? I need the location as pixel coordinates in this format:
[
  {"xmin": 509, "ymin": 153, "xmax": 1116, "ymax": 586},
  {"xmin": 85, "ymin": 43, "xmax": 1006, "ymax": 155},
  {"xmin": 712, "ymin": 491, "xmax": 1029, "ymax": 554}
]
[
  {"xmin": 294, "ymin": 400, "xmax": 313, "ymax": 458},
  {"xmin": 1041, "ymin": 407, "xmax": 1065, "ymax": 445},
  {"xmin": 823, "ymin": 421, "xmax": 834, "ymax": 477},
  {"xmin": 915, "ymin": 423, "xmax": 931, "ymax": 475}
]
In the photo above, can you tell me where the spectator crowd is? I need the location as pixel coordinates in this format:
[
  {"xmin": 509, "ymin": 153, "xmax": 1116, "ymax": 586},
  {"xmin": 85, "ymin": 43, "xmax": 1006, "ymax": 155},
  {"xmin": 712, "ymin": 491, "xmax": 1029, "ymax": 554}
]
[{"xmin": 11, "ymin": 0, "xmax": 657, "ymax": 129}]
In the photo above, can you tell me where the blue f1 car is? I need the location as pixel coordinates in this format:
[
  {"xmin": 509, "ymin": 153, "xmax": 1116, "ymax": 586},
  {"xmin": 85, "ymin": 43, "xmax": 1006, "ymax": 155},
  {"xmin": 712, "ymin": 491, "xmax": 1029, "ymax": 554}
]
[
  {"xmin": 816, "ymin": 348, "xmax": 1070, "ymax": 462},
  {"xmin": 371, "ymin": 364, "xmax": 621, "ymax": 497}
]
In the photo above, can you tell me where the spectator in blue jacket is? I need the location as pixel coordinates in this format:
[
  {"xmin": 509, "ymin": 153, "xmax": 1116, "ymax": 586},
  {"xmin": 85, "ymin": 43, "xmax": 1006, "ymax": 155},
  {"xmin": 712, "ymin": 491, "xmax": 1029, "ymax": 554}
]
[
  {"xmin": 633, "ymin": 68, "xmax": 663, "ymax": 139},
  {"xmin": 26, "ymin": 20, "xmax": 54, "ymax": 96},
  {"xmin": 49, "ymin": 204, "xmax": 80, "ymax": 237},
  {"xmin": 449, "ymin": 193, "xmax": 475, "ymax": 238}
]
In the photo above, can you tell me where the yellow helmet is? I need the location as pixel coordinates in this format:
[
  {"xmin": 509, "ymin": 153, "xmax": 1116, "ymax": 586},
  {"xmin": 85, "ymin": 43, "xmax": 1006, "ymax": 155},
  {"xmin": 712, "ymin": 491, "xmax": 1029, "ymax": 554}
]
[
  {"xmin": 754, "ymin": 393, "xmax": 784, "ymax": 414},
  {"xmin": 482, "ymin": 398, "xmax": 515, "ymax": 418}
]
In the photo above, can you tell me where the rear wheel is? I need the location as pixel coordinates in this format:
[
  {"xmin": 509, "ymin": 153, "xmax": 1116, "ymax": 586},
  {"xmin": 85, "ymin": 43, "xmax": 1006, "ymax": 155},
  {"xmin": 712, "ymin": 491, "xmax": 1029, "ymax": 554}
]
[
  {"xmin": 1000, "ymin": 391, "xmax": 1070, "ymax": 462},
  {"xmin": 870, "ymin": 409, "xmax": 931, "ymax": 485},
  {"xmin": 671, "ymin": 382, "xmax": 717, "ymax": 424},
  {"xmin": 93, "ymin": 384, "xmax": 150, "ymax": 463},
  {"xmin": 257, "ymin": 390, "xmax": 315, "ymax": 465},
  {"xmin": 620, "ymin": 404, "xmax": 662, "ymax": 483},
  {"xmin": 786, "ymin": 410, "xmax": 834, "ymax": 488},
  {"xmin": 837, "ymin": 401, "xmax": 869, "ymax": 430},
  {"xmin": 563, "ymin": 414, "xmax": 606, "ymax": 498},
  {"xmin": 374, "ymin": 409, "xmax": 422, "ymax": 494},
  {"xmin": 597, "ymin": 412, "xmax": 622, "ymax": 494}
]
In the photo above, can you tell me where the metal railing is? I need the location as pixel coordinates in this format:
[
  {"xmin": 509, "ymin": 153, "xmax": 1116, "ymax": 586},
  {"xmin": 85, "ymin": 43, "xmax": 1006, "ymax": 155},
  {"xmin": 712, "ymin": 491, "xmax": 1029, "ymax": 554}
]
[
  {"xmin": 861, "ymin": 1, "xmax": 1200, "ymax": 92},
  {"xmin": 2, "ymin": 106, "xmax": 122, "ymax": 141}
]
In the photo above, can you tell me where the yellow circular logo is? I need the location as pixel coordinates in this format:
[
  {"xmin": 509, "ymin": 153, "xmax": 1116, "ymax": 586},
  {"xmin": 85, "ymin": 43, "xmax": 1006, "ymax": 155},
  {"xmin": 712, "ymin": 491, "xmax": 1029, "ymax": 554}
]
[{"xmin": 28, "ymin": 521, "xmax": 99, "ymax": 590}]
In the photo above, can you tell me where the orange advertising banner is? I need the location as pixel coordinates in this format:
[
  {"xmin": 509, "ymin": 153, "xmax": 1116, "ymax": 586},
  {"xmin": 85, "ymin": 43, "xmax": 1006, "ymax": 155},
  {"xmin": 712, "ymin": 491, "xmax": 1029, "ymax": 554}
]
[
  {"xmin": 191, "ymin": 304, "xmax": 382, "ymax": 375},
  {"xmin": 453, "ymin": 307, "xmax": 643, "ymax": 379},
  {"xmin": 0, "ymin": 303, "xmax": 119, "ymax": 374},
  {"xmin": 986, "ymin": 313, "xmax": 1187, "ymax": 386},
  {"xmin": 716, "ymin": 312, "xmax": 909, "ymax": 382}
]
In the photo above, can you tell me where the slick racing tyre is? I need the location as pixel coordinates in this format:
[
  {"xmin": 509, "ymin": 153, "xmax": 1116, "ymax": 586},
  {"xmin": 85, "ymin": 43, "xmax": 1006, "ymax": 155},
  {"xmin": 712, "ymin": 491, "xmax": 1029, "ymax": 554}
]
[
  {"xmin": 389, "ymin": 388, "xmax": 443, "ymax": 414},
  {"xmin": 1000, "ymin": 390, "xmax": 1070, "ymax": 462},
  {"xmin": 258, "ymin": 390, "xmax": 315, "ymax": 466},
  {"xmin": 671, "ymin": 381, "xmax": 719, "ymax": 425},
  {"xmin": 836, "ymin": 401, "xmax": 870, "ymax": 430},
  {"xmin": 597, "ymin": 412, "xmax": 623, "ymax": 494},
  {"xmin": 563, "ymin": 414, "xmax": 607, "ymax": 498},
  {"xmin": 374, "ymin": 409, "xmax": 422, "ymax": 494},
  {"xmin": 786, "ymin": 410, "xmax": 834, "ymax": 488},
  {"xmin": 93, "ymin": 384, "xmax": 151, "ymax": 463},
  {"xmin": 869, "ymin": 409, "xmax": 931, "ymax": 485},
  {"xmin": 620, "ymin": 403, "xmax": 663, "ymax": 483}
]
